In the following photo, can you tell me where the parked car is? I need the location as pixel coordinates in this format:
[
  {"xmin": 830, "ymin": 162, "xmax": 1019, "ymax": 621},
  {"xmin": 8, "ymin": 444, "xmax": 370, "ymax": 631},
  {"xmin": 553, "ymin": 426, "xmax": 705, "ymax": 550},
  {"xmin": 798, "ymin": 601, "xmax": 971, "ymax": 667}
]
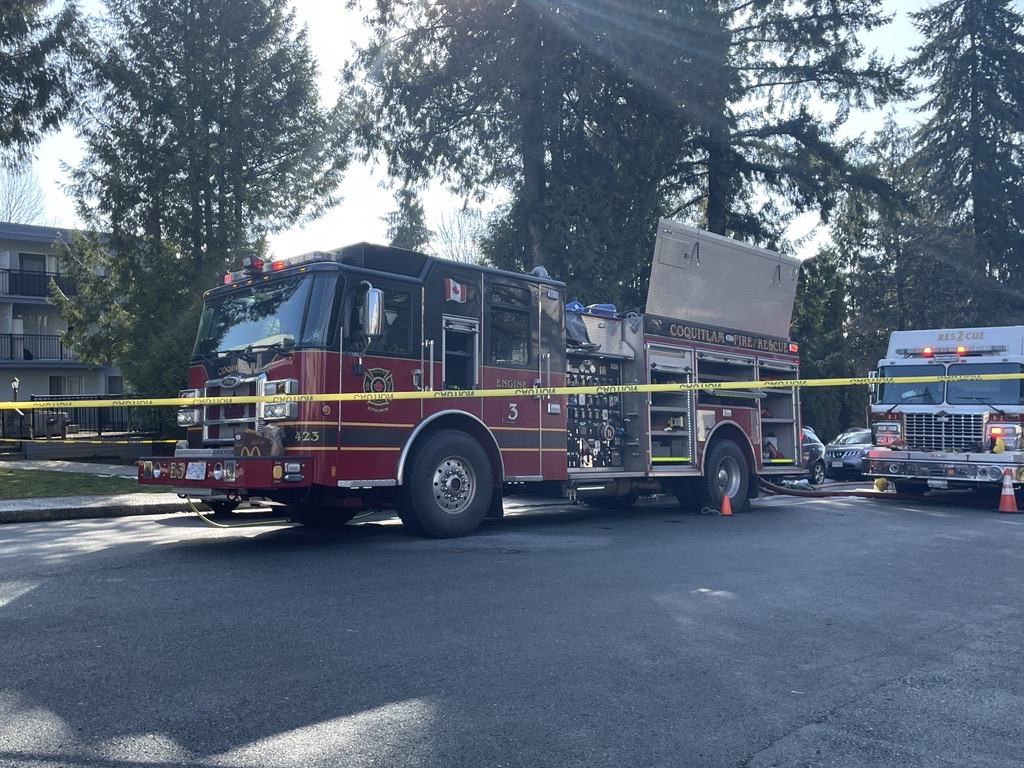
[
  {"xmin": 801, "ymin": 427, "xmax": 826, "ymax": 484},
  {"xmin": 824, "ymin": 428, "xmax": 873, "ymax": 479}
]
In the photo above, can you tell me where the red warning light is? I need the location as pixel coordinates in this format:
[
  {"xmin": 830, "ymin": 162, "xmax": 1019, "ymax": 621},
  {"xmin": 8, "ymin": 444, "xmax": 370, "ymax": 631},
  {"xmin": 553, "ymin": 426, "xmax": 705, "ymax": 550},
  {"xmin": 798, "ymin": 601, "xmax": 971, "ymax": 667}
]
[
  {"xmin": 956, "ymin": 345, "xmax": 967, "ymax": 355},
  {"xmin": 922, "ymin": 346, "xmax": 933, "ymax": 357}
]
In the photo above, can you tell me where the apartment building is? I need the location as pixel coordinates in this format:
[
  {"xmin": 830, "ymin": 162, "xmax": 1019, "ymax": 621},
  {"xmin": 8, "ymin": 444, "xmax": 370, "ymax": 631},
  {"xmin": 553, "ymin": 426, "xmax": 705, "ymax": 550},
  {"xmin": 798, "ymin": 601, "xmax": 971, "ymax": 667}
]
[{"xmin": 1, "ymin": 222, "xmax": 121, "ymax": 403}]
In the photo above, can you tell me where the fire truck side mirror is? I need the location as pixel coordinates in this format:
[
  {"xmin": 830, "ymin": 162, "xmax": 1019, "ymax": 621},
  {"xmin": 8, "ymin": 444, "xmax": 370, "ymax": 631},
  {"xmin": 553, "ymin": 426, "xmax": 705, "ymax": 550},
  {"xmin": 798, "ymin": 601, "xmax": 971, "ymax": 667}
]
[{"xmin": 363, "ymin": 286, "xmax": 385, "ymax": 339}]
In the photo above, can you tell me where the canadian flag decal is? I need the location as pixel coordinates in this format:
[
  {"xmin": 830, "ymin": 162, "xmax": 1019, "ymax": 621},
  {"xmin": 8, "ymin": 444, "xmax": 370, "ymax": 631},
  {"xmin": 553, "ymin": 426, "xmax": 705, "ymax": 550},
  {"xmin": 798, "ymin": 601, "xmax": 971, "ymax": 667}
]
[{"xmin": 445, "ymin": 278, "xmax": 467, "ymax": 303}]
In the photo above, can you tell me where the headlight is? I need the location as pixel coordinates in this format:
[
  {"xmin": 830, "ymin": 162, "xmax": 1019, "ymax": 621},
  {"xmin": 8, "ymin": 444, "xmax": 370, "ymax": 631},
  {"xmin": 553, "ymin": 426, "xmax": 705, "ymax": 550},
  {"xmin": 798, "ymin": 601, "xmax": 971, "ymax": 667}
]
[
  {"xmin": 873, "ymin": 421, "xmax": 901, "ymax": 445},
  {"xmin": 177, "ymin": 408, "xmax": 202, "ymax": 426},
  {"xmin": 177, "ymin": 388, "xmax": 203, "ymax": 427},
  {"xmin": 260, "ymin": 379, "xmax": 299, "ymax": 421},
  {"xmin": 263, "ymin": 379, "xmax": 299, "ymax": 396},
  {"xmin": 260, "ymin": 401, "xmax": 298, "ymax": 420}
]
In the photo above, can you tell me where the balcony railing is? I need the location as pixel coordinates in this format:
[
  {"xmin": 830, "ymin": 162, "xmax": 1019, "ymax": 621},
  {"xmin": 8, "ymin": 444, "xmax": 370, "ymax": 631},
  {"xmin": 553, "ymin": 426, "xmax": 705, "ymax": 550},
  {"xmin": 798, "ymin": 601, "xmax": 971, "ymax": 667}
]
[
  {"xmin": 0, "ymin": 333, "xmax": 79, "ymax": 361},
  {"xmin": 0, "ymin": 269, "xmax": 77, "ymax": 297}
]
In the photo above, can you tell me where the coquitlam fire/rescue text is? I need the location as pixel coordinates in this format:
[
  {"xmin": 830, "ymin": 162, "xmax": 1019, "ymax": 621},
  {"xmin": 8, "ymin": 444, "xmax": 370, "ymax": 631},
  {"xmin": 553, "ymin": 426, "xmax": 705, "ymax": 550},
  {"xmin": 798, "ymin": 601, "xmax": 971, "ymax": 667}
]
[{"xmin": 668, "ymin": 323, "xmax": 789, "ymax": 353}]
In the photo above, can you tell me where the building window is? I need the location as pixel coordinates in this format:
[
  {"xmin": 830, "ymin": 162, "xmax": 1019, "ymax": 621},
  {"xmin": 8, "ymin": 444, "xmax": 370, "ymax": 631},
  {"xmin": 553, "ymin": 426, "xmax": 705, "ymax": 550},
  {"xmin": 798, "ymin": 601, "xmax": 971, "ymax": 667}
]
[
  {"xmin": 12, "ymin": 253, "xmax": 49, "ymax": 296},
  {"xmin": 49, "ymin": 376, "xmax": 84, "ymax": 395},
  {"xmin": 20, "ymin": 253, "xmax": 46, "ymax": 272}
]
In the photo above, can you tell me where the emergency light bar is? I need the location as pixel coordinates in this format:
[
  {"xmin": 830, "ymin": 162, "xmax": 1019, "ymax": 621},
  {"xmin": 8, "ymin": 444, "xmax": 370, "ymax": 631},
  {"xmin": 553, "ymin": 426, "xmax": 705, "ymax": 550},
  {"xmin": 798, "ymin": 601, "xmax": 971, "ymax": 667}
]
[
  {"xmin": 223, "ymin": 250, "xmax": 343, "ymax": 285},
  {"xmin": 896, "ymin": 344, "xmax": 1008, "ymax": 358}
]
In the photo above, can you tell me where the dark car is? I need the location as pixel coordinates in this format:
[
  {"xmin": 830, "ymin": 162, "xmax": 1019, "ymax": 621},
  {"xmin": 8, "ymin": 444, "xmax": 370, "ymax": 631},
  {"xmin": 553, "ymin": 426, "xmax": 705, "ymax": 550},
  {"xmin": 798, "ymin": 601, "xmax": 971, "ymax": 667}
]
[
  {"xmin": 801, "ymin": 427, "xmax": 826, "ymax": 484},
  {"xmin": 824, "ymin": 428, "xmax": 873, "ymax": 479}
]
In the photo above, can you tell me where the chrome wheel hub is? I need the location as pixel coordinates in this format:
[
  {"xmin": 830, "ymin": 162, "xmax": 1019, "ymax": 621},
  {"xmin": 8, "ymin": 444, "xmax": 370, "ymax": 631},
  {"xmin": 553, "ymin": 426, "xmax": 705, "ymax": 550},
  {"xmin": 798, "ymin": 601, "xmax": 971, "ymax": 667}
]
[{"xmin": 432, "ymin": 457, "xmax": 476, "ymax": 514}]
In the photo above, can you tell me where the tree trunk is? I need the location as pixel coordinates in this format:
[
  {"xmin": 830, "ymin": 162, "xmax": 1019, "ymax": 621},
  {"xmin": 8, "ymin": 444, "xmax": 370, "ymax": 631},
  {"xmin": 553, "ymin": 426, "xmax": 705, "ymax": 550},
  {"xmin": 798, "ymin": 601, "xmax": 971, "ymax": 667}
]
[{"xmin": 519, "ymin": 13, "xmax": 548, "ymax": 270}]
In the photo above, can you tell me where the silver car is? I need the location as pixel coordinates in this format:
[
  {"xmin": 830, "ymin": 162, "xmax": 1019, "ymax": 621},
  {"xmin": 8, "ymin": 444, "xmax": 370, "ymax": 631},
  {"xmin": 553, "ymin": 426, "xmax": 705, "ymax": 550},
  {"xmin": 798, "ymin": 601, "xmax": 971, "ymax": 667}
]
[
  {"xmin": 825, "ymin": 428, "xmax": 873, "ymax": 479},
  {"xmin": 801, "ymin": 427, "xmax": 826, "ymax": 484}
]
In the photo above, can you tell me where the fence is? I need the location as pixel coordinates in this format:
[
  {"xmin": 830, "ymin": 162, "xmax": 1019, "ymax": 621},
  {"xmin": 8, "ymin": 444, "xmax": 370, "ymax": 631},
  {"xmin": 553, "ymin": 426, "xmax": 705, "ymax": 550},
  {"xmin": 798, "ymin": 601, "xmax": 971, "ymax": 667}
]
[{"xmin": 23, "ymin": 394, "xmax": 171, "ymax": 438}]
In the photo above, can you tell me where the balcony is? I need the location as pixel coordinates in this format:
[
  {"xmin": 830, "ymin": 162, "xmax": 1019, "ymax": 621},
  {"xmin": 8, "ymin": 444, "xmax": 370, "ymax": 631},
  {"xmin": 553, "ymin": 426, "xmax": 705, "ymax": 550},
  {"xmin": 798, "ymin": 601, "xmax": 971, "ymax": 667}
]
[
  {"xmin": 0, "ymin": 269, "xmax": 77, "ymax": 297},
  {"xmin": 0, "ymin": 333, "xmax": 79, "ymax": 361}
]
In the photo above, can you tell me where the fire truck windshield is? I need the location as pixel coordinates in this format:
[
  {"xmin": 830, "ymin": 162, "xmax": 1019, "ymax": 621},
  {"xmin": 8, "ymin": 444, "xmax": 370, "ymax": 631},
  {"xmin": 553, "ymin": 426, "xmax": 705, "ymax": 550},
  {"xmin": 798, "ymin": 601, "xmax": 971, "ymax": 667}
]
[
  {"xmin": 193, "ymin": 274, "xmax": 339, "ymax": 358},
  {"xmin": 877, "ymin": 365, "xmax": 943, "ymax": 404},
  {"xmin": 947, "ymin": 363, "xmax": 1024, "ymax": 405}
]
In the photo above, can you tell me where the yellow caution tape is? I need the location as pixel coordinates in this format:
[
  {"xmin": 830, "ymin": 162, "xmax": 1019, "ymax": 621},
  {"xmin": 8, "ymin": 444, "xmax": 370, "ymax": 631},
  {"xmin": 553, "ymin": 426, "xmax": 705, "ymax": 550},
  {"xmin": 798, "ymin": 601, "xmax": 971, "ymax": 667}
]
[
  {"xmin": 0, "ymin": 437, "xmax": 177, "ymax": 445},
  {"xmin": 0, "ymin": 372, "xmax": 1018, "ymax": 411}
]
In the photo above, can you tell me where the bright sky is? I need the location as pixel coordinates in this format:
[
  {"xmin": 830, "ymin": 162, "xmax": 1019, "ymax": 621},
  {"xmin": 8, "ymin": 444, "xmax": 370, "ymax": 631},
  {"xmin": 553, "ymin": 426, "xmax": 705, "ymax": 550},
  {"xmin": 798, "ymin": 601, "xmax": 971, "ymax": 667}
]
[{"xmin": 32, "ymin": 0, "xmax": 927, "ymax": 259}]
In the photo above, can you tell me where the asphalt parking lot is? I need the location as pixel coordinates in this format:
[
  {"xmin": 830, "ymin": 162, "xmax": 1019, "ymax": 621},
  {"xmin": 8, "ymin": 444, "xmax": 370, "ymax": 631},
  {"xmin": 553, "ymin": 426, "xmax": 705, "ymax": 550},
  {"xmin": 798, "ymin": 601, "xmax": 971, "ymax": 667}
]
[{"xmin": 1, "ymin": 493, "xmax": 1023, "ymax": 768}]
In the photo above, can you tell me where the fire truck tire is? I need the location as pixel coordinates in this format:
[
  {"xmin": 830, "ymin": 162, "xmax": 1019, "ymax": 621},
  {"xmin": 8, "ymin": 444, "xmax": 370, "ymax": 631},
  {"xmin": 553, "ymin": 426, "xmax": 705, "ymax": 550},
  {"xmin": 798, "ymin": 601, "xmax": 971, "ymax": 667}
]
[
  {"xmin": 398, "ymin": 430, "xmax": 492, "ymax": 538},
  {"xmin": 699, "ymin": 440, "xmax": 751, "ymax": 513}
]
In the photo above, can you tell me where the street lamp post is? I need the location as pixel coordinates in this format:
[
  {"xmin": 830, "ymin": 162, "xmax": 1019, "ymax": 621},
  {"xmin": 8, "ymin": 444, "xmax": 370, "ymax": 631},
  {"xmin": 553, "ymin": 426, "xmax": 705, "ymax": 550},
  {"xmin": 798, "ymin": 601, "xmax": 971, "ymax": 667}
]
[{"xmin": 11, "ymin": 377, "xmax": 22, "ymax": 448}]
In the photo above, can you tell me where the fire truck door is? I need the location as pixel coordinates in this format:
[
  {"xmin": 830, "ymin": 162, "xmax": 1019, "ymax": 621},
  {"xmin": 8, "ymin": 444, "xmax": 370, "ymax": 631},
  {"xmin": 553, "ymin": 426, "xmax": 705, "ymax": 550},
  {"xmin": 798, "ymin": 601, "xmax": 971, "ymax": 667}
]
[
  {"xmin": 338, "ymin": 281, "xmax": 422, "ymax": 483},
  {"xmin": 420, "ymin": 315, "xmax": 482, "ymax": 426},
  {"xmin": 481, "ymin": 283, "xmax": 542, "ymax": 478}
]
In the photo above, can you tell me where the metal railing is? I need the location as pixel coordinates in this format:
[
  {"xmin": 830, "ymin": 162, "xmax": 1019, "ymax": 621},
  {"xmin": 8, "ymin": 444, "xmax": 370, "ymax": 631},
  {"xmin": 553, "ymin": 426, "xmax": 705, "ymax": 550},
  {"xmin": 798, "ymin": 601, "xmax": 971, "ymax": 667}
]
[
  {"xmin": 0, "ymin": 334, "xmax": 79, "ymax": 361},
  {"xmin": 26, "ymin": 394, "xmax": 169, "ymax": 437},
  {"xmin": 0, "ymin": 269, "xmax": 76, "ymax": 297}
]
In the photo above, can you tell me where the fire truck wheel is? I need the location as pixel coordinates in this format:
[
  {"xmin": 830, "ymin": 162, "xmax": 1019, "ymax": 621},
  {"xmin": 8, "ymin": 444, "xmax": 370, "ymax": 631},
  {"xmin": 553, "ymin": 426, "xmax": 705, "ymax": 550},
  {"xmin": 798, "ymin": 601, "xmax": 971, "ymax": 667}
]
[
  {"xmin": 398, "ymin": 430, "xmax": 492, "ymax": 538},
  {"xmin": 699, "ymin": 440, "xmax": 751, "ymax": 513},
  {"xmin": 203, "ymin": 500, "xmax": 239, "ymax": 516}
]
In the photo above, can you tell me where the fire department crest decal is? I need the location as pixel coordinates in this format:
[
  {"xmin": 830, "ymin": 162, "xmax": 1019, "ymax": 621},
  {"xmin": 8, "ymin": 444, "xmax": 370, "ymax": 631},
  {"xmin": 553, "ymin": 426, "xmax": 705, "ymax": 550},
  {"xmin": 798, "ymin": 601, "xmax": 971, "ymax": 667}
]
[{"xmin": 363, "ymin": 367, "xmax": 394, "ymax": 412}]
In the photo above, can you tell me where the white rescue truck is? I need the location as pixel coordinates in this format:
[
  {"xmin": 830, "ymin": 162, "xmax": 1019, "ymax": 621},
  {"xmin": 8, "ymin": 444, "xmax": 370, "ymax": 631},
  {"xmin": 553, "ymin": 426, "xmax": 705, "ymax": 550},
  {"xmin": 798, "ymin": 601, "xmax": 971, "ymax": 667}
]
[{"xmin": 866, "ymin": 326, "xmax": 1024, "ymax": 494}]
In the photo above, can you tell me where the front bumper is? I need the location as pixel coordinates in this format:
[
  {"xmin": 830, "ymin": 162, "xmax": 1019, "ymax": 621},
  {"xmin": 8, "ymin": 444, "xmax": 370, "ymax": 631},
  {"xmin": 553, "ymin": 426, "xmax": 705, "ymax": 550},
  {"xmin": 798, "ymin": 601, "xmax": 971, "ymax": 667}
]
[
  {"xmin": 866, "ymin": 448, "xmax": 1024, "ymax": 487},
  {"xmin": 138, "ymin": 449, "xmax": 313, "ymax": 497}
]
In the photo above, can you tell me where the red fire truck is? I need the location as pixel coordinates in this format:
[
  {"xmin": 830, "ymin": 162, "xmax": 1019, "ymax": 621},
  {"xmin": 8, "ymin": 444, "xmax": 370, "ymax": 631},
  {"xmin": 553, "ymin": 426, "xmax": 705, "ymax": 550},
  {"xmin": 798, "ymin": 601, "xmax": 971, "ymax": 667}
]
[{"xmin": 138, "ymin": 219, "xmax": 804, "ymax": 536}]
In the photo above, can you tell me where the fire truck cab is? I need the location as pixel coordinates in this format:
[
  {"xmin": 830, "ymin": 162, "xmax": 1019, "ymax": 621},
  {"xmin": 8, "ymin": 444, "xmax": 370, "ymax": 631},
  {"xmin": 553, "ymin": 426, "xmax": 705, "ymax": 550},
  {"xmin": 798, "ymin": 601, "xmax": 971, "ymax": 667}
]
[
  {"xmin": 866, "ymin": 326, "xmax": 1024, "ymax": 494},
  {"xmin": 139, "ymin": 220, "xmax": 804, "ymax": 536}
]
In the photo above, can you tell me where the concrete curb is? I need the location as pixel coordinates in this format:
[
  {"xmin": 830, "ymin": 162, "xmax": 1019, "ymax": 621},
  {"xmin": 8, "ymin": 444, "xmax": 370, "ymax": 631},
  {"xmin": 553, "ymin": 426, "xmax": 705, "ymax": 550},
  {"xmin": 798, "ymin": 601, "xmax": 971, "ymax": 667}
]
[{"xmin": 0, "ymin": 493, "xmax": 193, "ymax": 524}]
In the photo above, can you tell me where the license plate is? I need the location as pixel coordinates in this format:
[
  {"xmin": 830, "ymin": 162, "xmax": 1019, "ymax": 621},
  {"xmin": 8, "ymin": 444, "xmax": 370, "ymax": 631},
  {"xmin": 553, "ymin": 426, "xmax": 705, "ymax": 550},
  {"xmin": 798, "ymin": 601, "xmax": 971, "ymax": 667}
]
[
  {"xmin": 831, "ymin": 461, "xmax": 844, "ymax": 468},
  {"xmin": 185, "ymin": 461, "xmax": 207, "ymax": 481}
]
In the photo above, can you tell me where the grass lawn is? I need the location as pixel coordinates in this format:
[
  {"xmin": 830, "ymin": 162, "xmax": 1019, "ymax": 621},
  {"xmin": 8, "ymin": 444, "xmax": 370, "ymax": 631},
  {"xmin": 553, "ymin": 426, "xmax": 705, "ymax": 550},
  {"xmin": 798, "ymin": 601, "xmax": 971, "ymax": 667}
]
[{"xmin": 0, "ymin": 467, "xmax": 167, "ymax": 500}]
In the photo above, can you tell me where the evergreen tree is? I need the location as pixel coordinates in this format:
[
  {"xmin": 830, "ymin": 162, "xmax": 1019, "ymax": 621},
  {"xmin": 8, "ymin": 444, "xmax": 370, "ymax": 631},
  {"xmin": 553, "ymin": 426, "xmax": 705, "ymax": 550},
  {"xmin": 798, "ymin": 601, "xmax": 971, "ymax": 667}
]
[
  {"xmin": 791, "ymin": 248, "xmax": 864, "ymax": 441},
  {"xmin": 384, "ymin": 185, "xmax": 433, "ymax": 251},
  {"xmin": 908, "ymin": 0, "xmax": 1024, "ymax": 288},
  {"xmin": 342, "ymin": 0, "xmax": 698, "ymax": 306},
  {"xmin": 0, "ymin": 0, "xmax": 83, "ymax": 162},
  {"xmin": 343, "ymin": 0, "xmax": 904, "ymax": 308},
  {"xmin": 53, "ymin": 0, "xmax": 347, "ymax": 395},
  {"xmin": 671, "ymin": 0, "xmax": 905, "ymax": 242}
]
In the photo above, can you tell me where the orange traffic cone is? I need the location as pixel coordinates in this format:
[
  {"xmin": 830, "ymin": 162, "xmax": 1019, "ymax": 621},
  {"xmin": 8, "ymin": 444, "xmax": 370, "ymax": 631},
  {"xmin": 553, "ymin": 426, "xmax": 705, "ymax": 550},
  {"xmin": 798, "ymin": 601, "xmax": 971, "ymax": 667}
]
[
  {"xmin": 997, "ymin": 469, "xmax": 1019, "ymax": 514},
  {"xmin": 719, "ymin": 492, "xmax": 733, "ymax": 516}
]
